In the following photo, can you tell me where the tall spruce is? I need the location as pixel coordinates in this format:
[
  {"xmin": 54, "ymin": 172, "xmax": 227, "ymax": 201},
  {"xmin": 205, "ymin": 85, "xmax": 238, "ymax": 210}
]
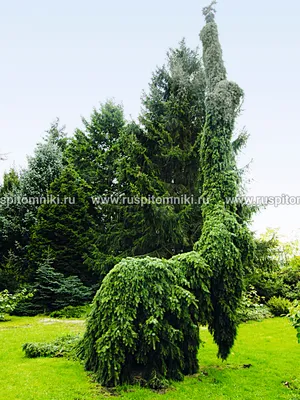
[
  {"xmin": 194, "ymin": 1, "xmax": 254, "ymax": 359},
  {"xmin": 140, "ymin": 40, "xmax": 206, "ymax": 197},
  {"xmin": 104, "ymin": 42, "xmax": 207, "ymax": 263},
  {"xmin": 79, "ymin": 3, "xmax": 255, "ymax": 387}
]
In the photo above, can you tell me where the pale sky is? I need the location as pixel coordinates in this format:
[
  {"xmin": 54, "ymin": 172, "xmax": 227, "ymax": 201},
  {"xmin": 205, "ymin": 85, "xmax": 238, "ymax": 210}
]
[{"xmin": 0, "ymin": 0, "xmax": 299, "ymax": 239}]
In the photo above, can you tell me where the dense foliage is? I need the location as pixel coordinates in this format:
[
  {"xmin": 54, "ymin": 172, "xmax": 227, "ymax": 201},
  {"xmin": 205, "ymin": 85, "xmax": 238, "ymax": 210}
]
[
  {"xmin": 14, "ymin": 256, "xmax": 92, "ymax": 315},
  {"xmin": 288, "ymin": 301, "xmax": 300, "ymax": 343},
  {"xmin": 267, "ymin": 297, "xmax": 292, "ymax": 317},
  {"xmin": 49, "ymin": 305, "xmax": 91, "ymax": 319},
  {"xmin": 0, "ymin": 124, "xmax": 64, "ymax": 291},
  {"xmin": 0, "ymin": 289, "xmax": 32, "ymax": 321},
  {"xmin": 193, "ymin": 1, "xmax": 254, "ymax": 360},
  {"xmin": 76, "ymin": 43, "xmax": 208, "ymax": 278},
  {"xmin": 28, "ymin": 166, "xmax": 97, "ymax": 285},
  {"xmin": 79, "ymin": 257, "xmax": 200, "ymax": 388},
  {"xmin": 79, "ymin": 2, "xmax": 254, "ymax": 387},
  {"xmin": 248, "ymin": 234, "xmax": 300, "ymax": 302},
  {"xmin": 23, "ymin": 334, "xmax": 80, "ymax": 358}
]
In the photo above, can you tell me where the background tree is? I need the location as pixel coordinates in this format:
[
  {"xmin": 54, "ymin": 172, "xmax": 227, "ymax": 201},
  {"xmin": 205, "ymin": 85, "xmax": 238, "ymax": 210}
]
[
  {"xmin": 14, "ymin": 255, "xmax": 92, "ymax": 316},
  {"xmin": 85, "ymin": 42, "xmax": 208, "ymax": 279},
  {"xmin": 118, "ymin": 41, "xmax": 206, "ymax": 257},
  {"xmin": 0, "ymin": 123, "xmax": 64, "ymax": 287},
  {"xmin": 28, "ymin": 165, "xmax": 98, "ymax": 285},
  {"xmin": 0, "ymin": 168, "xmax": 19, "ymax": 196},
  {"xmin": 65, "ymin": 101, "xmax": 126, "ymax": 278},
  {"xmin": 65, "ymin": 100, "xmax": 124, "ymax": 192},
  {"xmin": 247, "ymin": 230, "xmax": 300, "ymax": 302}
]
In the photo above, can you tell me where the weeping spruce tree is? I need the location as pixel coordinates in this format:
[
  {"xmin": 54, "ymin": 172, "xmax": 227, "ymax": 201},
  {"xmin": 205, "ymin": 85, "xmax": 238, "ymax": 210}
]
[
  {"xmin": 193, "ymin": 1, "xmax": 254, "ymax": 359},
  {"xmin": 79, "ymin": 2, "xmax": 254, "ymax": 387}
]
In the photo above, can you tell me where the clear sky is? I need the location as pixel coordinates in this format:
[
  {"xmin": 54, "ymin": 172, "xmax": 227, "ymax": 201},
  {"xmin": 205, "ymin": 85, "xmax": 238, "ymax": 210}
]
[{"xmin": 0, "ymin": 0, "xmax": 299, "ymax": 239}]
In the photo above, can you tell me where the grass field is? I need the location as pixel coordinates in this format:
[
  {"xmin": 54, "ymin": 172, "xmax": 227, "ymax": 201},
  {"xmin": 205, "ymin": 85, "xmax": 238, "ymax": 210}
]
[{"xmin": 0, "ymin": 316, "xmax": 299, "ymax": 400}]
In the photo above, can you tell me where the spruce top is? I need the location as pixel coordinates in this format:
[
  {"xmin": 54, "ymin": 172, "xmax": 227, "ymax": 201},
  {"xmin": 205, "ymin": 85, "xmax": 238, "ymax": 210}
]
[{"xmin": 203, "ymin": 1, "xmax": 217, "ymax": 23}]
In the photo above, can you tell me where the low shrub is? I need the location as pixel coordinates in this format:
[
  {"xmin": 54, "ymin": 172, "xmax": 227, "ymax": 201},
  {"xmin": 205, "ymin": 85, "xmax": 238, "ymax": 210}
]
[
  {"xmin": 248, "ymin": 271, "xmax": 282, "ymax": 302},
  {"xmin": 237, "ymin": 286, "xmax": 272, "ymax": 322},
  {"xmin": 248, "ymin": 257, "xmax": 300, "ymax": 303},
  {"xmin": 288, "ymin": 301, "xmax": 300, "ymax": 344},
  {"xmin": 267, "ymin": 296, "xmax": 292, "ymax": 317},
  {"xmin": 0, "ymin": 289, "xmax": 33, "ymax": 321},
  {"xmin": 237, "ymin": 304, "xmax": 272, "ymax": 323},
  {"xmin": 49, "ymin": 305, "xmax": 91, "ymax": 319},
  {"xmin": 22, "ymin": 334, "xmax": 81, "ymax": 358},
  {"xmin": 280, "ymin": 266, "xmax": 300, "ymax": 301}
]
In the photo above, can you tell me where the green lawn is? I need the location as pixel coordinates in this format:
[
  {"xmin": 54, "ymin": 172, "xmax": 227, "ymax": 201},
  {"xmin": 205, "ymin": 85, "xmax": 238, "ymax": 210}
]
[{"xmin": 0, "ymin": 316, "xmax": 299, "ymax": 400}]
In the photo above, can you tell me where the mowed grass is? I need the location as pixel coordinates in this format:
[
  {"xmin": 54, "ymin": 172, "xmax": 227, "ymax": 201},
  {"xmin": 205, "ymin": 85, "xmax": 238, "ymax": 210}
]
[{"xmin": 0, "ymin": 317, "xmax": 299, "ymax": 400}]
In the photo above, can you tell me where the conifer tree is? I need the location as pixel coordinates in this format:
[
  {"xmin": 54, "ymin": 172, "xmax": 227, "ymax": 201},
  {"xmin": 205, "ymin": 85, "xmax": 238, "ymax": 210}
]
[
  {"xmin": 28, "ymin": 166, "xmax": 97, "ymax": 285},
  {"xmin": 65, "ymin": 100, "xmax": 124, "ymax": 192},
  {"xmin": 140, "ymin": 40, "xmax": 206, "ymax": 197},
  {"xmin": 79, "ymin": 3, "xmax": 254, "ymax": 386},
  {"xmin": 194, "ymin": 1, "xmax": 254, "ymax": 359},
  {"xmin": 15, "ymin": 254, "xmax": 92, "ymax": 315},
  {"xmin": 64, "ymin": 101, "xmax": 126, "ymax": 278},
  {"xmin": 0, "ymin": 129, "xmax": 64, "ymax": 287},
  {"xmin": 97, "ymin": 42, "xmax": 207, "ymax": 266},
  {"xmin": 0, "ymin": 168, "xmax": 19, "ymax": 196},
  {"xmin": 78, "ymin": 257, "xmax": 200, "ymax": 387}
]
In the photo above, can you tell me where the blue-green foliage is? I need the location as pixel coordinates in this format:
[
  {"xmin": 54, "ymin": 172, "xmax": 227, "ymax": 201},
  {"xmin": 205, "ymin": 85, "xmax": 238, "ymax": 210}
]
[{"xmin": 14, "ymin": 257, "xmax": 92, "ymax": 315}]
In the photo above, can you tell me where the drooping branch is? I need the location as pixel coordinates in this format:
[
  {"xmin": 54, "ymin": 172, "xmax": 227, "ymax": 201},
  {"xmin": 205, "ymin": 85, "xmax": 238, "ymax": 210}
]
[{"xmin": 195, "ymin": 2, "xmax": 254, "ymax": 360}]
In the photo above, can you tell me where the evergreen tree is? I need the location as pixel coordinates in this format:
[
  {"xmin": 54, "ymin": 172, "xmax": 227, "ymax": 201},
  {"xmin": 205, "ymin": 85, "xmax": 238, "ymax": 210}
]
[
  {"xmin": 0, "ymin": 168, "xmax": 20, "ymax": 196},
  {"xmin": 0, "ymin": 125, "xmax": 65, "ymax": 287},
  {"xmin": 194, "ymin": 1, "xmax": 254, "ymax": 359},
  {"xmin": 80, "ymin": 3, "xmax": 255, "ymax": 387},
  {"xmin": 43, "ymin": 118, "xmax": 69, "ymax": 153},
  {"xmin": 140, "ymin": 40, "xmax": 206, "ymax": 197},
  {"xmin": 28, "ymin": 166, "xmax": 98, "ymax": 284},
  {"xmin": 20, "ymin": 135, "xmax": 63, "ymax": 201},
  {"xmin": 15, "ymin": 255, "xmax": 92, "ymax": 315},
  {"xmin": 86, "ymin": 42, "xmax": 208, "ymax": 278},
  {"xmin": 118, "ymin": 41, "xmax": 206, "ymax": 257},
  {"xmin": 65, "ymin": 100, "xmax": 124, "ymax": 192},
  {"xmin": 64, "ymin": 101, "xmax": 126, "ymax": 278}
]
